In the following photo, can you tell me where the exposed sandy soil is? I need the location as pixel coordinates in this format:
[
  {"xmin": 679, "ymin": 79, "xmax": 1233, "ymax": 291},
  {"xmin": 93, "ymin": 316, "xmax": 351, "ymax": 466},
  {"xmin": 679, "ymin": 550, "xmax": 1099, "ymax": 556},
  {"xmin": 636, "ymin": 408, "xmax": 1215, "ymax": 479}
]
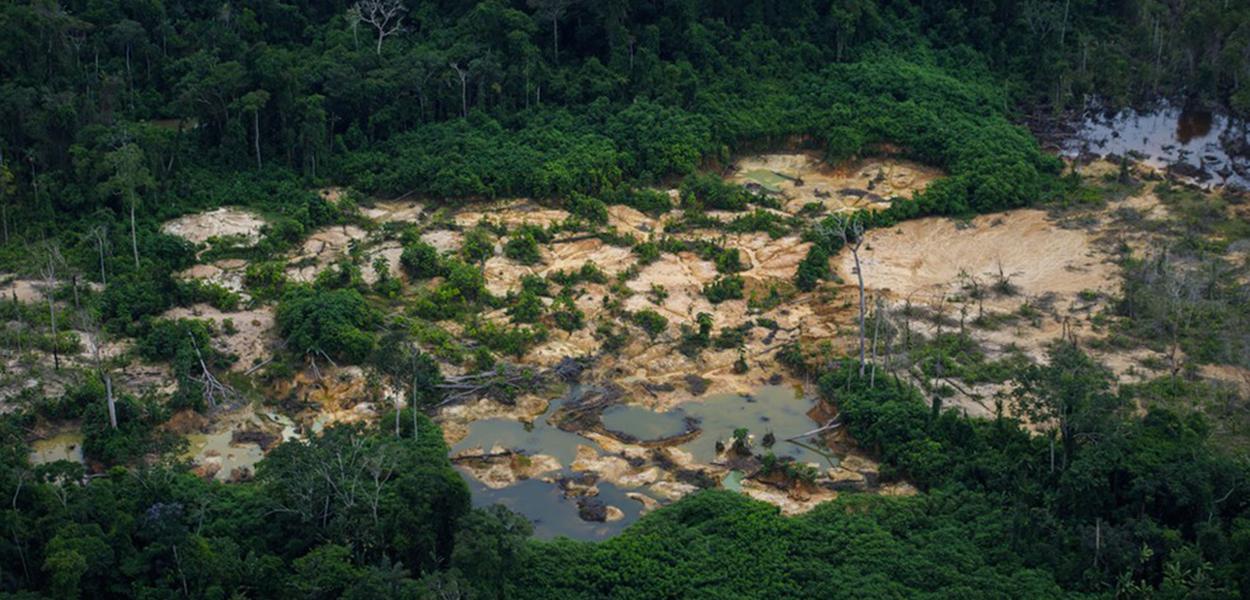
[
  {"xmin": 161, "ymin": 208, "xmax": 266, "ymax": 247},
  {"xmin": 841, "ymin": 209, "xmax": 1116, "ymax": 309},
  {"xmin": 360, "ymin": 241, "xmax": 404, "ymax": 285},
  {"xmin": 453, "ymin": 199, "xmax": 570, "ymax": 229},
  {"xmin": 362, "ymin": 200, "xmax": 425, "ymax": 223},
  {"xmin": 0, "ymin": 278, "xmax": 46, "ymax": 303},
  {"xmin": 482, "ymin": 238, "xmax": 636, "ymax": 296},
  {"xmin": 176, "ymin": 259, "xmax": 249, "ymax": 296},
  {"xmin": 607, "ymin": 205, "xmax": 660, "ymax": 233},
  {"xmin": 162, "ymin": 304, "xmax": 277, "ymax": 372},
  {"xmin": 420, "ymin": 229, "xmax": 463, "ymax": 254},
  {"xmin": 730, "ymin": 153, "xmax": 941, "ymax": 214},
  {"xmin": 286, "ymin": 224, "xmax": 369, "ymax": 283}
]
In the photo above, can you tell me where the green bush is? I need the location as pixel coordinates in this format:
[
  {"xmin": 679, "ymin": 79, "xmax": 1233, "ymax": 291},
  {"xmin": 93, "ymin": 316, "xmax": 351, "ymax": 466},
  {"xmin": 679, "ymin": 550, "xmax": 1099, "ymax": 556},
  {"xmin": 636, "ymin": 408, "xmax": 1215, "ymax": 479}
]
[
  {"xmin": 276, "ymin": 286, "xmax": 378, "ymax": 363},
  {"xmin": 631, "ymin": 309, "xmax": 668, "ymax": 339},
  {"xmin": 503, "ymin": 231, "xmax": 542, "ymax": 265},
  {"xmin": 703, "ymin": 275, "xmax": 745, "ymax": 303},
  {"xmin": 400, "ymin": 240, "xmax": 445, "ymax": 279}
]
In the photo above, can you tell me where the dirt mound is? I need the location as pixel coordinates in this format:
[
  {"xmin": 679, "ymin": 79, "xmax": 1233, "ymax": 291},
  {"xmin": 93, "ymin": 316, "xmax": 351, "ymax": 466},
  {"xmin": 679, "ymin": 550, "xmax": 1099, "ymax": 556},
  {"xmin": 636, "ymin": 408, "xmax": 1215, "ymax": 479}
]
[{"xmin": 161, "ymin": 208, "xmax": 266, "ymax": 246}]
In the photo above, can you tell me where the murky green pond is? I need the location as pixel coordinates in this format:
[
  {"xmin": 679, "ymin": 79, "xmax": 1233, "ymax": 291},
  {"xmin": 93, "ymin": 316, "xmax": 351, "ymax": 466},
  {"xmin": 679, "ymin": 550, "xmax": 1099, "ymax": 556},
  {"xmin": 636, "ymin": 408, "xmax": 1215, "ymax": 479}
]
[
  {"xmin": 30, "ymin": 433, "xmax": 85, "ymax": 465},
  {"xmin": 678, "ymin": 385, "xmax": 828, "ymax": 466}
]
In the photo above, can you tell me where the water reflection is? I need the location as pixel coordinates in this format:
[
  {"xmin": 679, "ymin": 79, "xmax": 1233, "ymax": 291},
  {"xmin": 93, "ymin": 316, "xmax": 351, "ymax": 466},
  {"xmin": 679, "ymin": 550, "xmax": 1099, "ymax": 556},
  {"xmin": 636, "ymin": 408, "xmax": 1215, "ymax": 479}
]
[
  {"xmin": 459, "ymin": 473, "xmax": 650, "ymax": 540},
  {"xmin": 1063, "ymin": 102, "xmax": 1249, "ymax": 188}
]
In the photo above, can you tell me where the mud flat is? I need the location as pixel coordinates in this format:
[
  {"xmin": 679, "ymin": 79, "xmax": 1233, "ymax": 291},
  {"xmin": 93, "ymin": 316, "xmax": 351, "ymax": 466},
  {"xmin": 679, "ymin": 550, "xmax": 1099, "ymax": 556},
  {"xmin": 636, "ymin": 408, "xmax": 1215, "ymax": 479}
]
[{"xmin": 844, "ymin": 209, "xmax": 1116, "ymax": 309}]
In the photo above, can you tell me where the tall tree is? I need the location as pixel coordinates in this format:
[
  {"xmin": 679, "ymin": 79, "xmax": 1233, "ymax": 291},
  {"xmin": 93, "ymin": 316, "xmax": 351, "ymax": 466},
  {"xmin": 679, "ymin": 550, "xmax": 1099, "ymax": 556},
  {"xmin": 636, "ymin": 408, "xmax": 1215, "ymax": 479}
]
[
  {"xmin": 0, "ymin": 164, "xmax": 14, "ymax": 243},
  {"xmin": 102, "ymin": 144, "xmax": 153, "ymax": 270},
  {"xmin": 354, "ymin": 0, "xmax": 406, "ymax": 55},
  {"xmin": 1013, "ymin": 341, "xmax": 1120, "ymax": 469},
  {"xmin": 528, "ymin": 0, "xmax": 575, "ymax": 65},
  {"xmin": 240, "ymin": 90, "xmax": 270, "ymax": 170}
]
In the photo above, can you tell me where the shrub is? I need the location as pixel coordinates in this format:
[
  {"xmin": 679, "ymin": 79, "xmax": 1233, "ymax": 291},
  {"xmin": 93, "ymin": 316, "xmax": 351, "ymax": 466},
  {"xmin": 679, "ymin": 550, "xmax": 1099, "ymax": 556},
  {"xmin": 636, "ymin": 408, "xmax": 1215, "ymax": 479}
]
[
  {"xmin": 508, "ymin": 290, "xmax": 544, "ymax": 324},
  {"xmin": 568, "ymin": 193, "xmax": 609, "ymax": 225},
  {"xmin": 461, "ymin": 227, "xmax": 495, "ymax": 263},
  {"xmin": 276, "ymin": 286, "xmax": 377, "ymax": 363},
  {"xmin": 631, "ymin": 309, "xmax": 668, "ymax": 339},
  {"xmin": 504, "ymin": 231, "xmax": 542, "ymax": 265},
  {"xmin": 400, "ymin": 240, "xmax": 444, "ymax": 279},
  {"xmin": 703, "ymin": 275, "xmax": 745, "ymax": 303}
]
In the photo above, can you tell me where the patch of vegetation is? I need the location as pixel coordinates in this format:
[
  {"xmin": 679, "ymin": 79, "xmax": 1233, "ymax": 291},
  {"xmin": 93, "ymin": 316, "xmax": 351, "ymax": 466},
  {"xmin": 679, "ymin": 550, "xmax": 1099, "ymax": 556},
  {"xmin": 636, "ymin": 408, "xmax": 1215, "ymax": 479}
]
[
  {"xmin": 276, "ymin": 286, "xmax": 378, "ymax": 363},
  {"xmin": 703, "ymin": 275, "xmax": 745, "ymax": 304},
  {"xmin": 630, "ymin": 309, "xmax": 669, "ymax": 340}
]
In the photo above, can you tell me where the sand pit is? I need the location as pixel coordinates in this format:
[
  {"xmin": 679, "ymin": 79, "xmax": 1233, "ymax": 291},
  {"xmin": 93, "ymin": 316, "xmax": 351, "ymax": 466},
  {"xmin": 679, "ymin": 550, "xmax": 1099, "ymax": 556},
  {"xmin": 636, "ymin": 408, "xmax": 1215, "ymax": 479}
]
[
  {"xmin": 841, "ymin": 209, "xmax": 1116, "ymax": 308},
  {"xmin": 731, "ymin": 153, "xmax": 942, "ymax": 214},
  {"xmin": 161, "ymin": 208, "xmax": 266, "ymax": 247}
]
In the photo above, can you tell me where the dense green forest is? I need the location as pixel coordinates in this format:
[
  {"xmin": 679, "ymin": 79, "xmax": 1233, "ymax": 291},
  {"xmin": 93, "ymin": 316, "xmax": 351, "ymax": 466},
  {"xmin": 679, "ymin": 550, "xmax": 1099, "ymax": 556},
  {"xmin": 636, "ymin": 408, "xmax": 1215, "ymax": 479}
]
[{"xmin": 1, "ymin": 0, "xmax": 1249, "ymax": 598}]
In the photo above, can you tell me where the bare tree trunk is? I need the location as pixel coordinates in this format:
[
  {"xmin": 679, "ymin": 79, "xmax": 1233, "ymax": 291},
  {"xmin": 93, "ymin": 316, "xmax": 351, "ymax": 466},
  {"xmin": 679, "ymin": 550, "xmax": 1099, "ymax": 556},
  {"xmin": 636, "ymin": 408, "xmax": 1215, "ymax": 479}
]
[
  {"xmin": 852, "ymin": 245, "xmax": 866, "ymax": 376},
  {"xmin": 869, "ymin": 297, "xmax": 882, "ymax": 387},
  {"xmin": 44, "ymin": 255, "xmax": 60, "ymax": 371},
  {"xmin": 105, "ymin": 373, "xmax": 117, "ymax": 429},
  {"xmin": 253, "ymin": 109, "xmax": 262, "ymax": 170},
  {"xmin": 129, "ymin": 199, "xmax": 140, "ymax": 269}
]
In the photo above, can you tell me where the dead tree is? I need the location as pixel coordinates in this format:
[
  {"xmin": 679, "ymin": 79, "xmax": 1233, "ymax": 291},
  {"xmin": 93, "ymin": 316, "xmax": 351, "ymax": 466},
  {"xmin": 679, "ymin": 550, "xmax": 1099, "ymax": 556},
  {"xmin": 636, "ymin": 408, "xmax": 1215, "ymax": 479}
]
[
  {"xmin": 79, "ymin": 310, "xmax": 117, "ymax": 429},
  {"xmin": 188, "ymin": 332, "xmax": 239, "ymax": 409},
  {"xmin": 528, "ymin": 0, "xmax": 575, "ymax": 64},
  {"xmin": 40, "ymin": 244, "xmax": 63, "ymax": 370},
  {"xmin": 354, "ymin": 0, "xmax": 405, "ymax": 55},
  {"xmin": 829, "ymin": 214, "xmax": 867, "ymax": 376},
  {"xmin": 436, "ymin": 363, "xmax": 547, "ymax": 407},
  {"xmin": 449, "ymin": 62, "xmax": 469, "ymax": 118}
]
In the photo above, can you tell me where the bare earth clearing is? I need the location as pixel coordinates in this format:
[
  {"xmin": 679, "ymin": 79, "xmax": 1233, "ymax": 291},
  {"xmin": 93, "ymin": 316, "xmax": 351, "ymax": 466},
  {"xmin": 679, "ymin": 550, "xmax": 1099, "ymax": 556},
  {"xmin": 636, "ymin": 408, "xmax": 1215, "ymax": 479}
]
[{"xmin": 11, "ymin": 154, "xmax": 1246, "ymax": 524}]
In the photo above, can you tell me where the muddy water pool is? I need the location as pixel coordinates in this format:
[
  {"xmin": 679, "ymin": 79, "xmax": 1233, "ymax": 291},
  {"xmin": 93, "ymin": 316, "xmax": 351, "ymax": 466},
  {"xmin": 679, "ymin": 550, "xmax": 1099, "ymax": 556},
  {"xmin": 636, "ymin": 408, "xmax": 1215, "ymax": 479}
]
[
  {"xmin": 1062, "ymin": 102, "xmax": 1250, "ymax": 188},
  {"xmin": 460, "ymin": 474, "xmax": 647, "ymax": 540},
  {"xmin": 677, "ymin": 385, "xmax": 827, "ymax": 466},
  {"xmin": 30, "ymin": 432, "xmax": 85, "ymax": 465},
  {"xmin": 452, "ymin": 384, "xmax": 830, "ymax": 539}
]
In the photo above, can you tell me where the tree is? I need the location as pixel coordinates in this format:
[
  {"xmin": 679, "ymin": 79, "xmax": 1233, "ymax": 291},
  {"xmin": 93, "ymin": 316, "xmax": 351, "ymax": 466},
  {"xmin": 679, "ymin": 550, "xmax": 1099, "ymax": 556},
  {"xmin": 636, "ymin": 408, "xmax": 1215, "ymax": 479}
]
[
  {"xmin": 528, "ymin": 0, "xmax": 575, "ymax": 65},
  {"xmin": 102, "ymin": 144, "xmax": 154, "ymax": 270},
  {"xmin": 0, "ymin": 163, "xmax": 14, "ymax": 243},
  {"xmin": 41, "ymin": 243, "xmax": 63, "ymax": 371},
  {"xmin": 1013, "ymin": 341, "xmax": 1120, "ymax": 469},
  {"xmin": 240, "ymin": 90, "xmax": 270, "ymax": 170},
  {"xmin": 78, "ymin": 309, "xmax": 116, "ymax": 429},
  {"xmin": 86, "ymin": 224, "xmax": 110, "ymax": 285},
  {"xmin": 354, "ymin": 0, "xmax": 405, "ymax": 55}
]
